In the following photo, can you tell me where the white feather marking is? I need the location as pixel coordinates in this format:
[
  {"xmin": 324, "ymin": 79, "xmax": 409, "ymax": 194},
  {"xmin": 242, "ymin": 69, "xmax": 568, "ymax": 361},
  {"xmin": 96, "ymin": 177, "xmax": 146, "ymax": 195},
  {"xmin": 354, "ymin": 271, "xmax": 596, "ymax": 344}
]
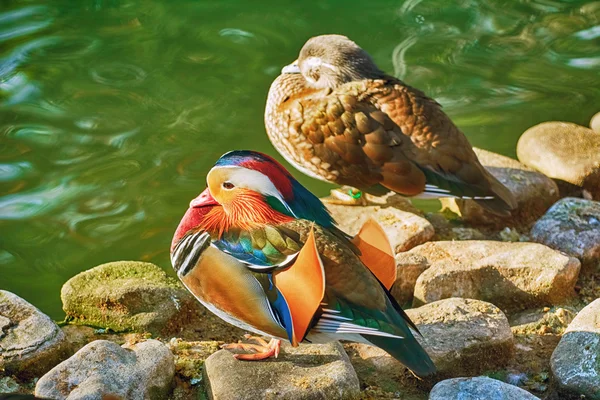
[
  {"xmin": 212, "ymin": 166, "xmax": 296, "ymax": 216},
  {"xmin": 314, "ymin": 316, "xmax": 404, "ymax": 339},
  {"xmin": 419, "ymin": 183, "xmax": 495, "ymax": 200},
  {"xmin": 303, "ymin": 56, "xmax": 338, "ymax": 73},
  {"xmin": 425, "ymin": 184, "xmax": 450, "ymax": 193},
  {"xmin": 321, "ymin": 314, "xmax": 352, "ymax": 321}
]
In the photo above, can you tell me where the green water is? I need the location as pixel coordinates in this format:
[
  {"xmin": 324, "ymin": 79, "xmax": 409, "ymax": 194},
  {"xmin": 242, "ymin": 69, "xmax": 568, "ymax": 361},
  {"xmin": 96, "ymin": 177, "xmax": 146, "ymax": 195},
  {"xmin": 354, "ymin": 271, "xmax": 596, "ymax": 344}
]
[{"xmin": 1, "ymin": 0, "xmax": 599, "ymax": 319}]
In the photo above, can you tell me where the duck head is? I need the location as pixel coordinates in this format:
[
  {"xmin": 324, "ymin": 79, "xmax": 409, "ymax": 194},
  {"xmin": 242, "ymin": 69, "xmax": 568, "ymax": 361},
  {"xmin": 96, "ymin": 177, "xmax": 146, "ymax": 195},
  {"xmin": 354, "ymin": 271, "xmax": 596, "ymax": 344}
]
[
  {"xmin": 186, "ymin": 151, "xmax": 298, "ymax": 237},
  {"xmin": 282, "ymin": 34, "xmax": 385, "ymax": 89},
  {"xmin": 175, "ymin": 150, "xmax": 334, "ymax": 239}
]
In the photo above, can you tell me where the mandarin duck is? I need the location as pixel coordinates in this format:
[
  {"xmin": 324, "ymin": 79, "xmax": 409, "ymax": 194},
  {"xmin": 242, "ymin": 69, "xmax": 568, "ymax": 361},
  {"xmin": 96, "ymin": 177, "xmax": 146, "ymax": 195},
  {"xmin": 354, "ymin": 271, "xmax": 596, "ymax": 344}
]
[
  {"xmin": 265, "ymin": 34, "xmax": 516, "ymax": 214},
  {"xmin": 170, "ymin": 150, "xmax": 436, "ymax": 376}
]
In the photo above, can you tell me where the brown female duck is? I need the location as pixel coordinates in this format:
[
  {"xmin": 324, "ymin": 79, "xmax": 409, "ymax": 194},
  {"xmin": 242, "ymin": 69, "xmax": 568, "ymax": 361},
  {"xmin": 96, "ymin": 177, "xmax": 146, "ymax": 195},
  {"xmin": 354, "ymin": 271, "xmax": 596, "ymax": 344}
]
[{"xmin": 265, "ymin": 34, "xmax": 516, "ymax": 214}]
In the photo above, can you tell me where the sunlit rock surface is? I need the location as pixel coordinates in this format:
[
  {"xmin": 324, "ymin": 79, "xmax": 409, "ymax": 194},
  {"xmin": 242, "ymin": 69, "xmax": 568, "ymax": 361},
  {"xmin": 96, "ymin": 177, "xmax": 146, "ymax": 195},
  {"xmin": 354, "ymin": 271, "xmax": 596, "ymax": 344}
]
[
  {"xmin": 203, "ymin": 342, "xmax": 360, "ymax": 400},
  {"xmin": 408, "ymin": 241, "xmax": 580, "ymax": 311},
  {"xmin": 517, "ymin": 122, "xmax": 600, "ymax": 200},
  {"xmin": 35, "ymin": 339, "xmax": 174, "ymax": 400},
  {"xmin": 325, "ymin": 203, "xmax": 434, "ymax": 253},
  {"xmin": 61, "ymin": 261, "xmax": 238, "ymax": 339}
]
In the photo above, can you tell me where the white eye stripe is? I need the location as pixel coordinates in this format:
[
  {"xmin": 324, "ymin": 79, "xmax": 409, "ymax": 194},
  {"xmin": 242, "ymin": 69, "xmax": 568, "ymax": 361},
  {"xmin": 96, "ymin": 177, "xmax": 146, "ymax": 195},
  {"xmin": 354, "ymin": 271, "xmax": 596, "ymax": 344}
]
[
  {"xmin": 303, "ymin": 56, "xmax": 338, "ymax": 72},
  {"xmin": 211, "ymin": 166, "xmax": 297, "ymax": 216}
]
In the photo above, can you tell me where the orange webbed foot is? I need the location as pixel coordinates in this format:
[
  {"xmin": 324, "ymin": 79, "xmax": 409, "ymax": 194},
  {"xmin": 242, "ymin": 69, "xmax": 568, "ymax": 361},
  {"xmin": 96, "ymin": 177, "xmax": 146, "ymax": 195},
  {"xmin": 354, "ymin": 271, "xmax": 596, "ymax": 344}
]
[{"xmin": 221, "ymin": 334, "xmax": 281, "ymax": 361}]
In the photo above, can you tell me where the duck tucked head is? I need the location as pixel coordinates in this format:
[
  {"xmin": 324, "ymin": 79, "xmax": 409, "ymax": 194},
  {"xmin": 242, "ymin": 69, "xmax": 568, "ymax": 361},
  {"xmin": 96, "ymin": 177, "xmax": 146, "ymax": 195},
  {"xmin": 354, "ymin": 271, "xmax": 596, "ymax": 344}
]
[
  {"xmin": 187, "ymin": 150, "xmax": 335, "ymax": 237},
  {"xmin": 282, "ymin": 34, "xmax": 385, "ymax": 89}
]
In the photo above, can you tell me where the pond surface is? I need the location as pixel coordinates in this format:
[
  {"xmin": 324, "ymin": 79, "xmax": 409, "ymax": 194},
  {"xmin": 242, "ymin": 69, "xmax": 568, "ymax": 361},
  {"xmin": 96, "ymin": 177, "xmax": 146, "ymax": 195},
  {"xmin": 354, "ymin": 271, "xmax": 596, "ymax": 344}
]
[{"xmin": 1, "ymin": 0, "xmax": 599, "ymax": 319}]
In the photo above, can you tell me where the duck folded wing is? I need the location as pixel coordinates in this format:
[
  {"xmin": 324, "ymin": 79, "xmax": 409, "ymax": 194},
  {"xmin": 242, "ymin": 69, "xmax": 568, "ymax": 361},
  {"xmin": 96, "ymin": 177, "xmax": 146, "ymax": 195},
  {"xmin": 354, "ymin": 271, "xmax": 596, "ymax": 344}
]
[
  {"xmin": 370, "ymin": 79, "xmax": 517, "ymax": 214},
  {"xmin": 282, "ymin": 82, "xmax": 427, "ymax": 196}
]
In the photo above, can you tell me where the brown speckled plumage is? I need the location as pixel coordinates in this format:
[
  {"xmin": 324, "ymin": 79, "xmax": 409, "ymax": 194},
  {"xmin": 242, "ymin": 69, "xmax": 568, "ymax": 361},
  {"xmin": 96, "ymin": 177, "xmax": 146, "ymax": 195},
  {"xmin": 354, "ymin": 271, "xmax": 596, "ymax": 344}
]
[{"xmin": 265, "ymin": 34, "xmax": 516, "ymax": 214}]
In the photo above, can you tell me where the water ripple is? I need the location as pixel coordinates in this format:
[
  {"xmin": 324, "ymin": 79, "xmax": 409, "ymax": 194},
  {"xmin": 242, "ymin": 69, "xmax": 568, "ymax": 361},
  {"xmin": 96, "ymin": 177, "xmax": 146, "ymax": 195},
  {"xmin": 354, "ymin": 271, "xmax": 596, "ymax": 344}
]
[
  {"xmin": 0, "ymin": 179, "xmax": 95, "ymax": 220},
  {"xmin": 0, "ymin": 6, "xmax": 53, "ymax": 43},
  {"xmin": 90, "ymin": 63, "xmax": 147, "ymax": 87}
]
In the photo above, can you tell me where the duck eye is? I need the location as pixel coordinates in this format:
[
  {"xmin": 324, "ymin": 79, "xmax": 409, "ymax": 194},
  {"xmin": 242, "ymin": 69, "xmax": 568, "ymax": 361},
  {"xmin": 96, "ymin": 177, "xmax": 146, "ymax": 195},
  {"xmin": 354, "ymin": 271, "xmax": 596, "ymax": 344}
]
[{"xmin": 222, "ymin": 182, "xmax": 235, "ymax": 190}]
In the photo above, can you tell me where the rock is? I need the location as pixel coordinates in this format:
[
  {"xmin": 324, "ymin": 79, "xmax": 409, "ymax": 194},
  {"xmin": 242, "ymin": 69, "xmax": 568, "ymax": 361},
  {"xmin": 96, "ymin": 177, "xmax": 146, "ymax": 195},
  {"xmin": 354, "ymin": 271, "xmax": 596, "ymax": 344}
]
[
  {"xmin": 551, "ymin": 298, "xmax": 600, "ymax": 399},
  {"xmin": 391, "ymin": 253, "xmax": 429, "ymax": 306},
  {"xmin": 167, "ymin": 338, "xmax": 221, "ymax": 383},
  {"xmin": 0, "ymin": 290, "xmax": 70, "ymax": 379},
  {"xmin": 429, "ymin": 377, "xmax": 540, "ymax": 400},
  {"xmin": 61, "ymin": 261, "xmax": 238, "ymax": 339},
  {"xmin": 407, "ymin": 298, "xmax": 514, "ymax": 376},
  {"xmin": 530, "ymin": 197, "xmax": 600, "ymax": 270},
  {"xmin": 591, "ymin": 111, "xmax": 600, "ymax": 133},
  {"xmin": 322, "ymin": 189, "xmax": 423, "ymax": 215},
  {"xmin": 35, "ymin": 339, "xmax": 174, "ymax": 400},
  {"xmin": 409, "ymin": 241, "xmax": 580, "ymax": 311},
  {"xmin": 517, "ymin": 122, "xmax": 600, "ymax": 200},
  {"xmin": 510, "ymin": 307, "xmax": 576, "ymax": 336},
  {"xmin": 325, "ymin": 203, "xmax": 434, "ymax": 253},
  {"xmin": 347, "ymin": 298, "xmax": 513, "ymax": 379},
  {"xmin": 440, "ymin": 148, "xmax": 559, "ymax": 227},
  {"xmin": 203, "ymin": 341, "xmax": 360, "ymax": 400},
  {"xmin": 0, "ymin": 376, "xmax": 20, "ymax": 393}
]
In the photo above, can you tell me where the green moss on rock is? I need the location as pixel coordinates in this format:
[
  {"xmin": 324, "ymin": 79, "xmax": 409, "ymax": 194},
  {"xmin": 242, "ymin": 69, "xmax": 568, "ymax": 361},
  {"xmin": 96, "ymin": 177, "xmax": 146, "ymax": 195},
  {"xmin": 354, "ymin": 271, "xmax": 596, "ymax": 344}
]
[{"xmin": 61, "ymin": 261, "xmax": 204, "ymax": 337}]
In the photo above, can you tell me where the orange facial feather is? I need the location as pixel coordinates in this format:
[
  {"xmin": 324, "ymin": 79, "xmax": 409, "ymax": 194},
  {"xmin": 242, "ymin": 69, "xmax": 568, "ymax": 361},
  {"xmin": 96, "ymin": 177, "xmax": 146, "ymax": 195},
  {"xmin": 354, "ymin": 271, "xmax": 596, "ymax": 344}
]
[{"xmin": 198, "ymin": 189, "xmax": 294, "ymax": 237}]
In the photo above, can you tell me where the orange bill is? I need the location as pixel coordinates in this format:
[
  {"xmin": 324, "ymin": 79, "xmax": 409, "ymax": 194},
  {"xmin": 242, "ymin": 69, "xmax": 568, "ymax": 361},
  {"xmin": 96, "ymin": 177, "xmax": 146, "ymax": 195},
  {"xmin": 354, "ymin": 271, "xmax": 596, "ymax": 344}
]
[
  {"xmin": 351, "ymin": 218, "xmax": 396, "ymax": 290},
  {"xmin": 273, "ymin": 227, "xmax": 325, "ymax": 346}
]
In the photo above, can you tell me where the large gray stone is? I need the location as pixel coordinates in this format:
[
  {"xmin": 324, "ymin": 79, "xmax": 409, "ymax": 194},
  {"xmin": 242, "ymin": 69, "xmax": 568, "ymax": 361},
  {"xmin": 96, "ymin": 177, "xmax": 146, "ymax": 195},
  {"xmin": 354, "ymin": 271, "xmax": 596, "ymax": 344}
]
[
  {"xmin": 441, "ymin": 148, "xmax": 559, "ymax": 227},
  {"xmin": 429, "ymin": 377, "xmax": 540, "ymax": 400},
  {"xmin": 203, "ymin": 341, "xmax": 360, "ymax": 400},
  {"xmin": 61, "ymin": 261, "xmax": 234, "ymax": 339},
  {"xmin": 35, "ymin": 339, "xmax": 174, "ymax": 400},
  {"xmin": 325, "ymin": 203, "xmax": 434, "ymax": 253},
  {"xmin": 551, "ymin": 299, "xmax": 600, "ymax": 400},
  {"xmin": 348, "ymin": 298, "xmax": 513, "ymax": 379},
  {"xmin": 517, "ymin": 122, "xmax": 600, "ymax": 200},
  {"xmin": 409, "ymin": 241, "xmax": 580, "ymax": 311},
  {"xmin": 0, "ymin": 290, "xmax": 70, "ymax": 379},
  {"xmin": 531, "ymin": 197, "xmax": 600, "ymax": 270}
]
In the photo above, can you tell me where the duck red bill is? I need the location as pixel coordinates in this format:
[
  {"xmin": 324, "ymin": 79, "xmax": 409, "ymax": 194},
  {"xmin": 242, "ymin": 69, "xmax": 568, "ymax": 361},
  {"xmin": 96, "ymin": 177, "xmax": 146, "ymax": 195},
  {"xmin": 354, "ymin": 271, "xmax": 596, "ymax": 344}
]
[{"xmin": 190, "ymin": 187, "xmax": 218, "ymax": 208}]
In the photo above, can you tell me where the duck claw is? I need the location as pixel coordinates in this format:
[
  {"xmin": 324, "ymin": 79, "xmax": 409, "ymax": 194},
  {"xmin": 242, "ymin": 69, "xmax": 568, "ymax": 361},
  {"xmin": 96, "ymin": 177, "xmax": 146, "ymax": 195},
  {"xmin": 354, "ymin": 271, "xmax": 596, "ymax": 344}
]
[{"xmin": 221, "ymin": 335, "xmax": 281, "ymax": 361}]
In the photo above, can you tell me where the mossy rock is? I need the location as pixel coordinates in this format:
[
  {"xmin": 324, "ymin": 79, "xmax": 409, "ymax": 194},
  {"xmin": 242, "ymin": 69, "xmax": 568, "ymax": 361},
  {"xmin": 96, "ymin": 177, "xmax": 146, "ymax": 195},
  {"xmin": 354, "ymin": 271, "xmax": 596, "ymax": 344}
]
[{"xmin": 61, "ymin": 261, "xmax": 208, "ymax": 337}]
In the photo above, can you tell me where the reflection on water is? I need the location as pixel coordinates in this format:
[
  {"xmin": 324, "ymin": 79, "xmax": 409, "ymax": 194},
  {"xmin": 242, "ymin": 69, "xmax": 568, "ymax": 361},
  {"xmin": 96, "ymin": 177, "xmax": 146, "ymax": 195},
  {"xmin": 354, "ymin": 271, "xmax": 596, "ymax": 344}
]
[{"xmin": 0, "ymin": 0, "xmax": 599, "ymax": 318}]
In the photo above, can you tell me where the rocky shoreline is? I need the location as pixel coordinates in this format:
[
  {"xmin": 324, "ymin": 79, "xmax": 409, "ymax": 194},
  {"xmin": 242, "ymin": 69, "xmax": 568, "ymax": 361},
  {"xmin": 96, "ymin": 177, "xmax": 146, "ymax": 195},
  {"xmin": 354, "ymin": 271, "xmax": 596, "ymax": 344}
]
[{"xmin": 1, "ymin": 118, "xmax": 599, "ymax": 399}]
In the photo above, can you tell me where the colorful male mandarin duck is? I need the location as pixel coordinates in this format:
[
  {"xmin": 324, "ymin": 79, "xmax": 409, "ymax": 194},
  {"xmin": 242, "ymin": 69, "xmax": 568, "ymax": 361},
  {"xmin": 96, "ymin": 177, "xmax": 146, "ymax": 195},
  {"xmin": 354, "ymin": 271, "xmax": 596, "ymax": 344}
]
[
  {"xmin": 265, "ymin": 34, "xmax": 516, "ymax": 214},
  {"xmin": 170, "ymin": 150, "xmax": 436, "ymax": 377}
]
